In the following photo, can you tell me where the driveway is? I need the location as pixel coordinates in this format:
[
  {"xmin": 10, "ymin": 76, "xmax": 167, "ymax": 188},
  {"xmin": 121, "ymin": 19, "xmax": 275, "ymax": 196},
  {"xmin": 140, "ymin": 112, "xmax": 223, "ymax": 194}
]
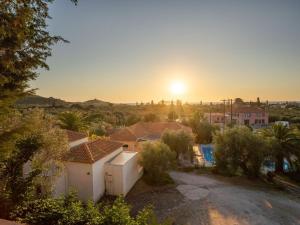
[
  {"xmin": 127, "ymin": 171, "xmax": 300, "ymax": 225},
  {"xmin": 169, "ymin": 171, "xmax": 300, "ymax": 225}
]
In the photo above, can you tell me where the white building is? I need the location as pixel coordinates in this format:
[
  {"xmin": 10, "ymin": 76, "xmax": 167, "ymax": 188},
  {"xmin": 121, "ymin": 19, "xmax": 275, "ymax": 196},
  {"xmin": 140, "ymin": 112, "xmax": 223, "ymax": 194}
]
[{"xmin": 25, "ymin": 130, "xmax": 142, "ymax": 202}]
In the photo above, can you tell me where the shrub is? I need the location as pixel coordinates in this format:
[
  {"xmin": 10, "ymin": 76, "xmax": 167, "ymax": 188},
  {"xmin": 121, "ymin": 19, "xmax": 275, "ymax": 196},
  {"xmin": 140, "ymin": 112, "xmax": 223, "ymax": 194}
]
[
  {"xmin": 161, "ymin": 129, "xmax": 194, "ymax": 160},
  {"xmin": 140, "ymin": 142, "xmax": 176, "ymax": 185},
  {"xmin": 11, "ymin": 192, "xmax": 171, "ymax": 225},
  {"xmin": 213, "ymin": 126, "xmax": 267, "ymax": 178}
]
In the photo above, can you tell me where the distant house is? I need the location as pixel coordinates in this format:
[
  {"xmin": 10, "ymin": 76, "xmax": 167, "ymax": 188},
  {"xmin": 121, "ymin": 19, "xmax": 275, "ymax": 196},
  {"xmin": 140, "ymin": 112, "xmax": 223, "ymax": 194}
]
[
  {"xmin": 231, "ymin": 107, "xmax": 269, "ymax": 128},
  {"xmin": 204, "ymin": 107, "xmax": 269, "ymax": 129},
  {"xmin": 204, "ymin": 113, "xmax": 226, "ymax": 126},
  {"xmin": 24, "ymin": 130, "xmax": 142, "ymax": 202},
  {"xmin": 109, "ymin": 121, "xmax": 193, "ymax": 151}
]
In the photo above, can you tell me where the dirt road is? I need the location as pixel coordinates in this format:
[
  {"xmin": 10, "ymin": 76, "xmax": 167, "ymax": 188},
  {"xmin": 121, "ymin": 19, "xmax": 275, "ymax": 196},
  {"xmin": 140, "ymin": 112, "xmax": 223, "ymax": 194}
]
[
  {"xmin": 127, "ymin": 171, "xmax": 300, "ymax": 225},
  {"xmin": 169, "ymin": 171, "xmax": 300, "ymax": 225}
]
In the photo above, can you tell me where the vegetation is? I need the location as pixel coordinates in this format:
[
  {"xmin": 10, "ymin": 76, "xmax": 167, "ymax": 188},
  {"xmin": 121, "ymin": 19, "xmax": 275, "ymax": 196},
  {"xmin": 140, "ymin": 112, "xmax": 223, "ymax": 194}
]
[
  {"xmin": 140, "ymin": 142, "xmax": 176, "ymax": 185},
  {"xmin": 11, "ymin": 192, "xmax": 171, "ymax": 225},
  {"xmin": 0, "ymin": 109, "xmax": 69, "ymax": 218},
  {"xmin": 189, "ymin": 111, "xmax": 218, "ymax": 144},
  {"xmin": 263, "ymin": 124, "xmax": 300, "ymax": 173},
  {"xmin": 58, "ymin": 111, "xmax": 87, "ymax": 132},
  {"xmin": 0, "ymin": 0, "xmax": 77, "ymax": 111},
  {"xmin": 161, "ymin": 129, "xmax": 194, "ymax": 160},
  {"xmin": 214, "ymin": 126, "xmax": 267, "ymax": 178}
]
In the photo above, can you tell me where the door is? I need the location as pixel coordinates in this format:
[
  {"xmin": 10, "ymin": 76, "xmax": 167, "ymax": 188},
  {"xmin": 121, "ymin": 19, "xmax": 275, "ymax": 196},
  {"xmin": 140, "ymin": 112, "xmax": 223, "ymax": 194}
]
[{"xmin": 105, "ymin": 172, "xmax": 113, "ymax": 195}]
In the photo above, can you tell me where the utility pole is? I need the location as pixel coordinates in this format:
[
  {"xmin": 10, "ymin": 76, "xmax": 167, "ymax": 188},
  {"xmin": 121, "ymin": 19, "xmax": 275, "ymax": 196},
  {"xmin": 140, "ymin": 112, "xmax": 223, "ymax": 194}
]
[
  {"xmin": 230, "ymin": 99, "xmax": 233, "ymax": 124},
  {"xmin": 209, "ymin": 102, "xmax": 212, "ymax": 124},
  {"xmin": 221, "ymin": 99, "xmax": 226, "ymax": 128}
]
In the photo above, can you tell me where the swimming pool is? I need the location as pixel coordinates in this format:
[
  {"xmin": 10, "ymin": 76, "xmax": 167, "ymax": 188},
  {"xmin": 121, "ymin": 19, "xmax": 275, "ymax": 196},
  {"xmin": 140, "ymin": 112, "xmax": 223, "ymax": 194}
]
[{"xmin": 200, "ymin": 144, "xmax": 215, "ymax": 164}]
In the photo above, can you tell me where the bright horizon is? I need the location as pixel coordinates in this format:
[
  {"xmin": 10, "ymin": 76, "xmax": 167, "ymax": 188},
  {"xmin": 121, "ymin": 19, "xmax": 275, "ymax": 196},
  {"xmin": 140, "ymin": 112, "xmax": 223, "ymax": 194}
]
[{"xmin": 31, "ymin": 0, "xmax": 300, "ymax": 103}]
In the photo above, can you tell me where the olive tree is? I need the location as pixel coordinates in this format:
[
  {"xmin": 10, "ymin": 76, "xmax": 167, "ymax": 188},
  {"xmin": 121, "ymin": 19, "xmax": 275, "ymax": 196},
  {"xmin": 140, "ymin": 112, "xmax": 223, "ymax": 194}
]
[
  {"xmin": 140, "ymin": 142, "xmax": 176, "ymax": 184},
  {"xmin": 213, "ymin": 126, "xmax": 267, "ymax": 177}
]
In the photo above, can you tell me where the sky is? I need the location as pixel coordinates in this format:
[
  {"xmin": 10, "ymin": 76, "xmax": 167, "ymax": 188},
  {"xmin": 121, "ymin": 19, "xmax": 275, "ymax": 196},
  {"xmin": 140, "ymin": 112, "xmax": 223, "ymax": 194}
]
[{"xmin": 32, "ymin": 0, "xmax": 300, "ymax": 103}]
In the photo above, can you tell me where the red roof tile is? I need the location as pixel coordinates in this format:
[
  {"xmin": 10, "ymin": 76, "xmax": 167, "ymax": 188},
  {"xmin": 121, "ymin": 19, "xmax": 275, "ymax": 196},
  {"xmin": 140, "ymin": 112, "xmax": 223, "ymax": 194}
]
[
  {"xmin": 110, "ymin": 122, "xmax": 192, "ymax": 142},
  {"xmin": 64, "ymin": 139, "xmax": 123, "ymax": 164},
  {"xmin": 65, "ymin": 130, "xmax": 87, "ymax": 142}
]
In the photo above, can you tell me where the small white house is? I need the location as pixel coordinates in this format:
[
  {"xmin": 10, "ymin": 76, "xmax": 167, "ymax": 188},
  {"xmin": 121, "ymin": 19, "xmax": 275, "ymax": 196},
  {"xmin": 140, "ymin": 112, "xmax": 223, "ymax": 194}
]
[
  {"xmin": 105, "ymin": 151, "xmax": 143, "ymax": 196},
  {"xmin": 25, "ymin": 130, "xmax": 142, "ymax": 202}
]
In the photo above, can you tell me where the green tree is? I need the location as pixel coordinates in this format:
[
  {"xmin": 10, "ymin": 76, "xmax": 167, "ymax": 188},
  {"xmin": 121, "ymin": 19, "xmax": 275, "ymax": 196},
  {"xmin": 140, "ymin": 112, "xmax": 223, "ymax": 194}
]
[
  {"xmin": 214, "ymin": 126, "xmax": 267, "ymax": 177},
  {"xmin": 143, "ymin": 113, "xmax": 159, "ymax": 122},
  {"xmin": 125, "ymin": 114, "xmax": 141, "ymax": 126},
  {"xmin": 140, "ymin": 142, "xmax": 176, "ymax": 184},
  {"xmin": 263, "ymin": 124, "xmax": 300, "ymax": 173},
  {"xmin": 161, "ymin": 130, "xmax": 194, "ymax": 159},
  {"xmin": 167, "ymin": 111, "xmax": 178, "ymax": 121},
  {"xmin": 58, "ymin": 112, "xmax": 86, "ymax": 131},
  {"xmin": 0, "ymin": 0, "xmax": 77, "ymax": 111},
  {"xmin": 0, "ymin": 109, "xmax": 69, "ymax": 217}
]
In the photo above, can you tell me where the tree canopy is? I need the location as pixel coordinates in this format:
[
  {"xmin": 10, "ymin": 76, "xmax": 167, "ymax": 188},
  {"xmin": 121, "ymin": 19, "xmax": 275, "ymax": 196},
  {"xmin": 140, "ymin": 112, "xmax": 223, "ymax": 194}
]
[{"xmin": 0, "ymin": 0, "xmax": 77, "ymax": 110}]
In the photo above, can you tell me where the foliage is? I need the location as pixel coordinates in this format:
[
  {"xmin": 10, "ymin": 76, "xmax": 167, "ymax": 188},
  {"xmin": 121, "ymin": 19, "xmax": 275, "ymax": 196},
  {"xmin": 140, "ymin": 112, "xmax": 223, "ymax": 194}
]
[
  {"xmin": 263, "ymin": 124, "xmax": 300, "ymax": 173},
  {"xmin": 189, "ymin": 112, "xmax": 217, "ymax": 144},
  {"xmin": 161, "ymin": 129, "xmax": 194, "ymax": 159},
  {"xmin": 11, "ymin": 192, "xmax": 170, "ymax": 225},
  {"xmin": 167, "ymin": 111, "xmax": 178, "ymax": 121},
  {"xmin": 126, "ymin": 114, "xmax": 141, "ymax": 126},
  {"xmin": 213, "ymin": 126, "xmax": 267, "ymax": 177},
  {"xmin": 143, "ymin": 113, "xmax": 160, "ymax": 122},
  {"xmin": 140, "ymin": 142, "xmax": 176, "ymax": 185},
  {"xmin": 0, "ymin": 0, "xmax": 77, "ymax": 110},
  {"xmin": 58, "ymin": 112, "xmax": 86, "ymax": 132},
  {"xmin": 0, "ymin": 109, "xmax": 69, "ymax": 217}
]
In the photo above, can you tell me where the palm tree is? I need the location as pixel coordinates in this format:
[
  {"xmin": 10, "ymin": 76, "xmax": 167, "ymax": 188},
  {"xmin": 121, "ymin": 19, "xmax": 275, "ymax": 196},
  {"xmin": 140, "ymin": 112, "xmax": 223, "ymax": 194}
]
[
  {"xmin": 58, "ymin": 112, "xmax": 86, "ymax": 131},
  {"xmin": 264, "ymin": 124, "xmax": 300, "ymax": 173}
]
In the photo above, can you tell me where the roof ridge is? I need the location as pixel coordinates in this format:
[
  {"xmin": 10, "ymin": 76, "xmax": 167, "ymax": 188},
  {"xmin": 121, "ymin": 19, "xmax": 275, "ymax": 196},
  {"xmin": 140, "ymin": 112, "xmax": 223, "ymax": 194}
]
[{"xmin": 83, "ymin": 143, "xmax": 94, "ymax": 163}]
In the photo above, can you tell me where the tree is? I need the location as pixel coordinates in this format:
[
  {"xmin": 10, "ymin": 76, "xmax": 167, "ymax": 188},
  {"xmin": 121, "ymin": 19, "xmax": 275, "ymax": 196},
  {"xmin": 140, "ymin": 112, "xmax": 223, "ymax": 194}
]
[
  {"xmin": 143, "ymin": 113, "xmax": 159, "ymax": 122},
  {"xmin": 263, "ymin": 124, "xmax": 300, "ymax": 173},
  {"xmin": 0, "ymin": 0, "xmax": 77, "ymax": 111},
  {"xmin": 125, "ymin": 114, "xmax": 141, "ymax": 126},
  {"xmin": 0, "ymin": 109, "xmax": 69, "ymax": 217},
  {"xmin": 193, "ymin": 121, "xmax": 218, "ymax": 144},
  {"xmin": 214, "ymin": 126, "xmax": 267, "ymax": 177},
  {"xmin": 161, "ymin": 130, "xmax": 194, "ymax": 159},
  {"xmin": 140, "ymin": 142, "xmax": 175, "ymax": 184},
  {"xmin": 234, "ymin": 98, "xmax": 244, "ymax": 105},
  {"xmin": 167, "ymin": 111, "xmax": 178, "ymax": 121},
  {"xmin": 58, "ymin": 112, "xmax": 86, "ymax": 131}
]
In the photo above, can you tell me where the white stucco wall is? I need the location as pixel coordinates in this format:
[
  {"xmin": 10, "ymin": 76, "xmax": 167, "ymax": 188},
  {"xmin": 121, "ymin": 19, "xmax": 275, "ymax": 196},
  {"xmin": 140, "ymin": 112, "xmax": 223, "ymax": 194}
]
[
  {"xmin": 104, "ymin": 152, "xmax": 142, "ymax": 196},
  {"xmin": 92, "ymin": 147, "xmax": 123, "ymax": 201},
  {"xmin": 69, "ymin": 137, "xmax": 89, "ymax": 148},
  {"xmin": 122, "ymin": 153, "xmax": 142, "ymax": 195},
  {"xmin": 65, "ymin": 161, "xmax": 93, "ymax": 202}
]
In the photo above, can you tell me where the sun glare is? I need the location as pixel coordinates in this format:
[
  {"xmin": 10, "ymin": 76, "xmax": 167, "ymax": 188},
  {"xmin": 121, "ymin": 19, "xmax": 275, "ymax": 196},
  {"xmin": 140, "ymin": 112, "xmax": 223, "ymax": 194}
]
[{"xmin": 170, "ymin": 81, "xmax": 186, "ymax": 96}]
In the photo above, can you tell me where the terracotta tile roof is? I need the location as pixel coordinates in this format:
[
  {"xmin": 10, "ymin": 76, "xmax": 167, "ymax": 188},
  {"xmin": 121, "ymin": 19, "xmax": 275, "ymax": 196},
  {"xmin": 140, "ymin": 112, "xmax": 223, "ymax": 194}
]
[
  {"xmin": 110, "ymin": 122, "xmax": 192, "ymax": 142},
  {"xmin": 65, "ymin": 130, "xmax": 87, "ymax": 142},
  {"xmin": 64, "ymin": 139, "xmax": 123, "ymax": 164}
]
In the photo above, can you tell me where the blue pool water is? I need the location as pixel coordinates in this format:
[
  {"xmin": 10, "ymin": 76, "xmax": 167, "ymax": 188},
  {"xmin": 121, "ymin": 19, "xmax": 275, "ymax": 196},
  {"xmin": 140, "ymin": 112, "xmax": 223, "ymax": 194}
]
[{"xmin": 200, "ymin": 144, "xmax": 214, "ymax": 163}]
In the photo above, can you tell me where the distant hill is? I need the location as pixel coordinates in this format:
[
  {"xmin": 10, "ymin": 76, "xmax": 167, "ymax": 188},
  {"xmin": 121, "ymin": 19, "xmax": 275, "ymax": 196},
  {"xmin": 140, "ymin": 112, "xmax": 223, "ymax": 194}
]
[
  {"xmin": 81, "ymin": 99, "xmax": 111, "ymax": 107},
  {"xmin": 16, "ymin": 95, "xmax": 69, "ymax": 107},
  {"xmin": 16, "ymin": 95, "xmax": 112, "ymax": 108}
]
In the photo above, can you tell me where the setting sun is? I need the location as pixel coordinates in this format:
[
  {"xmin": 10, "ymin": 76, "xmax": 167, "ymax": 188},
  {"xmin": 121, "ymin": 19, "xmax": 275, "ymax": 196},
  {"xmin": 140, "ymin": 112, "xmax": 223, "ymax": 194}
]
[{"xmin": 170, "ymin": 81, "xmax": 186, "ymax": 96}]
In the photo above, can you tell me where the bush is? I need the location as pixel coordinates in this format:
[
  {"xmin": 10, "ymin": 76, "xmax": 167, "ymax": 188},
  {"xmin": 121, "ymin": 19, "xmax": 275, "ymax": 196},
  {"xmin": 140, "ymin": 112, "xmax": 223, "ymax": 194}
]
[
  {"xmin": 140, "ymin": 142, "xmax": 176, "ymax": 185},
  {"xmin": 161, "ymin": 129, "xmax": 194, "ymax": 160},
  {"xmin": 213, "ymin": 126, "xmax": 267, "ymax": 178},
  {"xmin": 11, "ymin": 192, "xmax": 171, "ymax": 225}
]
